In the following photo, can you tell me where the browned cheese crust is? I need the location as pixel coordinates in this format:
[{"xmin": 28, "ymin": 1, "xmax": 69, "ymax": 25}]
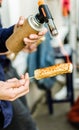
[{"xmin": 34, "ymin": 63, "xmax": 73, "ymax": 80}]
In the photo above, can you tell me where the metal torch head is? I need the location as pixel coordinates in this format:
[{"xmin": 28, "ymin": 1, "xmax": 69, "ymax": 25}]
[{"xmin": 36, "ymin": 0, "xmax": 58, "ymax": 37}]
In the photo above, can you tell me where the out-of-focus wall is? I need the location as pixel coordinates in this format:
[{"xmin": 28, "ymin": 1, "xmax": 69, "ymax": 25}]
[
  {"xmin": 1, "ymin": 0, "xmax": 21, "ymax": 27},
  {"xmin": 1, "ymin": 0, "xmax": 38, "ymax": 27},
  {"xmin": 19, "ymin": 0, "xmax": 38, "ymax": 17},
  {"xmin": 1, "ymin": 0, "xmax": 62, "ymax": 28},
  {"xmin": 45, "ymin": 0, "xmax": 63, "ymax": 28},
  {"xmin": 1, "ymin": 0, "xmax": 10, "ymax": 27}
]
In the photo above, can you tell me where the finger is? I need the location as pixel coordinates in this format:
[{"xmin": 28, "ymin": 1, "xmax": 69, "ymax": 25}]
[
  {"xmin": 10, "ymin": 81, "xmax": 29, "ymax": 101},
  {"xmin": 20, "ymin": 74, "xmax": 25, "ymax": 79},
  {"xmin": 6, "ymin": 79, "xmax": 25, "ymax": 89},
  {"xmin": 15, "ymin": 78, "xmax": 29, "ymax": 98},
  {"xmin": 24, "ymin": 73, "xmax": 29, "ymax": 80},
  {"xmin": 20, "ymin": 73, "xmax": 29, "ymax": 81},
  {"xmin": 25, "ymin": 44, "xmax": 37, "ymax": 53},
  {"xmin": 23, "ymin": 38, "xmax": 37, "ymax": 45},
  {"xmin": 11, "ymin": 88, "xmax": 29, "ymax": 101},
  {"xmin": 7, "ymin": 78, "xmax": 18, "ymax": 82},
  {"xmin": 17, "ymin": 16, "xmax": 25, "ymax": 26},
  {"xmin": 29, "ymin": 44, "xmax": 37, "ymax": 51},
  {"xmin": 0, "ymin": 81, "xmax": 4, "ymax": 86},
  {"xmin": 22, "ymin": 43, "xmax": 37, "ymax": 53},
  {"xmin": 29, "ymin": 34, "xmax": 44, "ymax": 41},
  {"xmin": 38, "ymin": 28, "xmax": 48, "ymax": 36},
  {"xmin": 24, "ymin": 73, "xmax": 30, "ymax": 87},
  {"xmin": 29, "ymin": 34, "xmax": 38, "ymax": 39}
]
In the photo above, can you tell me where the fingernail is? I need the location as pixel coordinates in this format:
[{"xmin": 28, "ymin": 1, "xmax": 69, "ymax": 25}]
[
  {"xmin": 30, "ymin": 35, "xmax": 35, "ymax": 39},
  {"xmin": 23, "ymin": 38, "xmax": 27, "ymax": 45},
  {"xmin": 19, "ymin": 20, "xmax": 24, "ymax": 25},
  {"xmin": 30, "ymin": 34, "xmax": 38, "ymax": 39},
  {"xmin": 24, "ymin": 38, "xmax": 26, "ymax": 42},
  {"xmin": 39, "ymin": 32, "xmax": 43, "ymax": 35},
  {"xmin": 25, "ymin": 73, "xmax": 29, "ymax": 77}
]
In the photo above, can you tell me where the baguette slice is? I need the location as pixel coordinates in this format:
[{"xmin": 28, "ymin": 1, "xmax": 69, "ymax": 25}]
[{"xmin": 34, "ymin": 63, "xmax": 73, "ymax": 80}]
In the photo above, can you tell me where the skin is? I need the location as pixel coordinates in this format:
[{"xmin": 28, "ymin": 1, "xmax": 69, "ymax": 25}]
[
  {"xmin": 0, "ymin": 1, "xmax": 47, "ymax": 101},
  {"xmin": 0, "ymin": 0, "xmax": 2, "ymax": 6},
  {"xmin": 0, "ymin": 74, "xmax": 29, "ymax": 101}
]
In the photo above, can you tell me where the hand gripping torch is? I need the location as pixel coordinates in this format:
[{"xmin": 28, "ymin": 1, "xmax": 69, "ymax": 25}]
[{"xmin": 6, "ymin": 0, "xmax": 58, "ymax": 53}]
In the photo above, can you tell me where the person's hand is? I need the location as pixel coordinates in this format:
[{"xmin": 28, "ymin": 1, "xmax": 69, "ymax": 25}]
[
  {"xmin": 0, "ymin": 73, "xmax": 29, "ymax": 101},
  {"xmin": 15, "ymin": 16, "xmax": 47, "ymax": 53}
]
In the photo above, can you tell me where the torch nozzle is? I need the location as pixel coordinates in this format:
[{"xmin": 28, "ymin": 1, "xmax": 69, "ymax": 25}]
[{"xmin": 38, "ymin": 0, "xmax": 44, "ymax": 6}]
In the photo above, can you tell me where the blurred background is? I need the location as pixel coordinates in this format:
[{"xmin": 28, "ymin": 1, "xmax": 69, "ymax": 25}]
[{"xmin": 1, "ymin": 0, "xmax": 79, "ymax": 130}]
